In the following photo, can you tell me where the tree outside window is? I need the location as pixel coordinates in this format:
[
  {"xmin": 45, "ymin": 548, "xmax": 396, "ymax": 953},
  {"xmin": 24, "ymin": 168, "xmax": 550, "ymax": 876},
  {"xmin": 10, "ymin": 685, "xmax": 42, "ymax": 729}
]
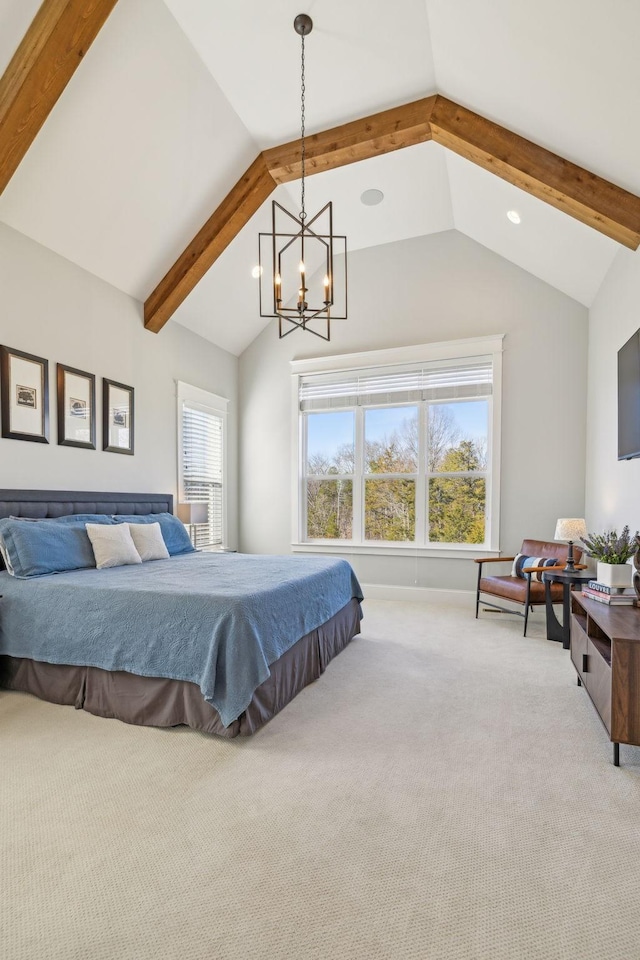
[{"xmin": 303, "ymin": 399, "xmax": 488, "ymax": 545}]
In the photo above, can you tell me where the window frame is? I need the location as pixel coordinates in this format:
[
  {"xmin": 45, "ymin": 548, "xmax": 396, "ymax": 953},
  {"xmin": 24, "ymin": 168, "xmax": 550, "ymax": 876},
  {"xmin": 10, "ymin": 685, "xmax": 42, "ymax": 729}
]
[
  {"xmin": 291, "ymin": 336, "xmax": 503, "ymax": 558},
  {"xmin": 177, "ymin": 380, "xmax": 228, "ymax": 550}
]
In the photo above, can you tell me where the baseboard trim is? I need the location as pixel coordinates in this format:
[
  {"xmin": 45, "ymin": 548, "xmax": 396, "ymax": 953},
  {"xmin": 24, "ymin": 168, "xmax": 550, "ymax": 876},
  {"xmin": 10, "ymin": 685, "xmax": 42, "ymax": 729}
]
[{"xmin": 361, "ymin": 584, "xmax": 475, "ymax": 605}]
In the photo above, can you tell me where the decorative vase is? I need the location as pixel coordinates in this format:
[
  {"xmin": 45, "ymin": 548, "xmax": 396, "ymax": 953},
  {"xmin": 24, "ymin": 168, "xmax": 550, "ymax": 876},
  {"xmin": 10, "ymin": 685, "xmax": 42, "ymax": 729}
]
[{"xmin": 596, "ymin": 560, "xmax": 632, "ymax": 588}]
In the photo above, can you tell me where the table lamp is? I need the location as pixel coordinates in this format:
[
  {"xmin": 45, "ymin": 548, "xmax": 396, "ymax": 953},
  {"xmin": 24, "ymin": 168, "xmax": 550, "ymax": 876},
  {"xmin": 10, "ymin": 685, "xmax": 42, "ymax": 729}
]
[
  {"xmin": 554, "ymin": 518, "xmax": 587, "ymax": 571},
  {"xmin": 177, "ymin": 502, "xmax": 209, "ymax": 546}
]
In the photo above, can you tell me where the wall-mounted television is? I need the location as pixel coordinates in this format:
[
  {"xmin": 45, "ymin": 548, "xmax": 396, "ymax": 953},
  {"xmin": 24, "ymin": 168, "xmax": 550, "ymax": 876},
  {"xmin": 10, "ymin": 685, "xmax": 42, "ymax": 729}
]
[{"xmin": 618, "ymin": 328, "xmax": 640, "ymax": 460}]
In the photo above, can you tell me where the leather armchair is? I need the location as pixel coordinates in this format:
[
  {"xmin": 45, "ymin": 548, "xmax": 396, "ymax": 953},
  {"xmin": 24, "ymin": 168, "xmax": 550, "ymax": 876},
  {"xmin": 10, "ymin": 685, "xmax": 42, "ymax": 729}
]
[{"xmin": 474, "ymin": 539, "xmax": 584, "ymax": 636}]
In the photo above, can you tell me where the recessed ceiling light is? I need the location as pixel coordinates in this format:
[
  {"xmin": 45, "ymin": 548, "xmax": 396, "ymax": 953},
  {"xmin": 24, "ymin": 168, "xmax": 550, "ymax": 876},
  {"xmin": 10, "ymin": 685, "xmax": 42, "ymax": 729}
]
[
  {"xmin": 507, "ymin": 210, "xmax": 521, "ymax": 224},
  {"xmin": 251, "ymin": 265, "xmax": 263, "ymax": 279},
  {"xmin": 361, "ymin": 188, "xmax": 384, "ymax": 206}
]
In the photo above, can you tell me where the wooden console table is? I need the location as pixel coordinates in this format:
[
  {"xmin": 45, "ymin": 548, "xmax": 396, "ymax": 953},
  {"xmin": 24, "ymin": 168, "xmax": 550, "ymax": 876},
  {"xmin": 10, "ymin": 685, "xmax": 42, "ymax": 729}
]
[{"xmin": 570, "ymin": 592, "xmax": 640, "ymax": 766}]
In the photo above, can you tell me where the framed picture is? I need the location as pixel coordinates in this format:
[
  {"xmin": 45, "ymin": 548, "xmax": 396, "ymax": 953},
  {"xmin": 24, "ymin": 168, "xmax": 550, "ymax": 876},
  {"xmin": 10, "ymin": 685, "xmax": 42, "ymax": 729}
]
[
  {"xmin": 103, "ymin": 378, "xmax": 134, "ymax": 455},
  {"xmin": 57, "ymin": 364, "xmax": 96, "ymax": 450},
  {"xmin": 0, "ymin": 345, "xmax": 49, "ymax": 443}
]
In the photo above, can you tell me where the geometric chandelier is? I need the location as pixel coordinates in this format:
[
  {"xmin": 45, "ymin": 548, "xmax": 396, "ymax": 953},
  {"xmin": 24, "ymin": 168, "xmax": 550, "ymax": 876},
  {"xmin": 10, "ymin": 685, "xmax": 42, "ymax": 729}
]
[{"xmin": 258, "ymin": 14, "xmax": 347, "ymax": 341}]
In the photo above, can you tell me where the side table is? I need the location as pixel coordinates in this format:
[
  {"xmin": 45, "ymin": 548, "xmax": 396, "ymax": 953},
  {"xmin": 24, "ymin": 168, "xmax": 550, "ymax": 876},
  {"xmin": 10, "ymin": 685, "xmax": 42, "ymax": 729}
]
[{"xmin": 542, "ymin": 568, "xmax": 592, "ymax": 649}]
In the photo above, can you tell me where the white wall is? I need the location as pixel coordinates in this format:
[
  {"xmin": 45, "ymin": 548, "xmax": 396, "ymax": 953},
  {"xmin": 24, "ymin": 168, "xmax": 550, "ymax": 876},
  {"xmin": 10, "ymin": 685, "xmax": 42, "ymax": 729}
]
[
  {"xmin": 586, "ymin": 246, "xmax": 640, "ymax": 535},
  {"xmin": 0, "ymin": 223, "xmax": 238, "ymax": 548},
  {"xmin": 238, "ymin": 230, "xmax": 588, "ymax": 590}
]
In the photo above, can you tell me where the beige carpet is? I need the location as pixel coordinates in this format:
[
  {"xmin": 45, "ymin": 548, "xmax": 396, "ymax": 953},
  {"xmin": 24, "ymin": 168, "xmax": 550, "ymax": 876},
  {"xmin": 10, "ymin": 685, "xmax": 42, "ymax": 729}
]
[{"xmin": 2, "ymin": 599, "xmax": 640, "ymax": 960}]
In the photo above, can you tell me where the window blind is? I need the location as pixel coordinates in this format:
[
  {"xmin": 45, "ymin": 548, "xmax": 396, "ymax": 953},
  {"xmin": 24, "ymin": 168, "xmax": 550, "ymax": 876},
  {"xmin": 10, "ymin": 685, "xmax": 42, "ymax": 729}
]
[
  {"xmin": 181, "ymin": 401, "xmax": 223, "ymax": 547},
  {"xmin": 299, "ymin": 357, "xmax": 493, "ymax": 410}
]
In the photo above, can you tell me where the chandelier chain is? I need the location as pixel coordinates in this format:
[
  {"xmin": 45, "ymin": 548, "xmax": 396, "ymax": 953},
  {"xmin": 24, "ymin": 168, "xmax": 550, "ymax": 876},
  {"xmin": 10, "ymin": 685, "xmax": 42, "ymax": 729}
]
[{"xmin": 300, "ymin": 32, "xmax": 306, "ymax": 221}]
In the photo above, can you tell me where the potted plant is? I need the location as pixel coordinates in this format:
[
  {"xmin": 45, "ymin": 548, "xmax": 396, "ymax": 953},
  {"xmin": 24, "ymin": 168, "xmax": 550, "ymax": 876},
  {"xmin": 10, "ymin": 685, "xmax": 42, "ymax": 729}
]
[{"xmin": 580, "ymin": 525, "xmax": 640, "ymax": 587}]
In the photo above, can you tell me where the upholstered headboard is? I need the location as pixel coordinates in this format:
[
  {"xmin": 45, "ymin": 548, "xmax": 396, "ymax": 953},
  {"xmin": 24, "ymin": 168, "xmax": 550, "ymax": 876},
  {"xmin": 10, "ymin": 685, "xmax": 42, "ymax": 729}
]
[
  {"xmin": 0, "ymin": 490, "xmax": 173, "ymax": 571},
  {"xmin": 0, "ymin": 489, "xmax": 173, "ymax": 520}
]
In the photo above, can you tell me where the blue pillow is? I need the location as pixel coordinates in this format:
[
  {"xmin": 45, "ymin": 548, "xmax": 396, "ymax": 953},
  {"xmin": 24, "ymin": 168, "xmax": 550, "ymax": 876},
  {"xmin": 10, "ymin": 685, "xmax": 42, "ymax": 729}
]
[
  {"xmin": 512, "ymin": 554, "xmax": 560, "ymax": 581},
  {"xmin": 112, "ymin": 513, "xmax": 195, "ymax": 556},
  {"xmin": 0, "ymin": 516, "xmax": 112, "ymax": 578}
]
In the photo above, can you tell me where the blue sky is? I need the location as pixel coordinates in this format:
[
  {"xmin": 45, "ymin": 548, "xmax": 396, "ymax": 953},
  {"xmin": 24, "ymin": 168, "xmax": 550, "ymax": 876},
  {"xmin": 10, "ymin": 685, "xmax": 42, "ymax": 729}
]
[
  {"xmin": 308, "ymin": 410, "xmax": 354, "ymax": 460},
  {"xmin": 365, "ymin": 407, "xmax": 416, "ymax": 442},
  {"xmin": 436, "ymin": 402, "xmax": 487, "ymax": 442},
  {"xmin": 307, "ymin": 401, "xmax": 488, "ymax": 460}
]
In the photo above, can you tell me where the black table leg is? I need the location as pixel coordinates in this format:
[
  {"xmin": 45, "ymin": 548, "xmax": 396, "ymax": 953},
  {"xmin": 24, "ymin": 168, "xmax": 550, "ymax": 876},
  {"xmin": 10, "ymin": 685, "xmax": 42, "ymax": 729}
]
[
  {"xmin": 544, "ymin": 579, "xmax": 565, "ymax": 643},
  {"xmin": 562, "ymin": 582, "xmax": 572, "ymax": 650},
  {"xmin": 613, "ymin": 742, "xmax": 620, "ymax": 767}
]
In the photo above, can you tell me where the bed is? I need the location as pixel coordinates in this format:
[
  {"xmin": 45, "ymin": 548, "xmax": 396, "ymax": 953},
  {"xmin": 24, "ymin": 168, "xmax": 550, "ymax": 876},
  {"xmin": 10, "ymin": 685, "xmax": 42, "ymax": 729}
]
[{"xmin": 0, "ymin": 489, "xmax": 363, "ymax": 737}]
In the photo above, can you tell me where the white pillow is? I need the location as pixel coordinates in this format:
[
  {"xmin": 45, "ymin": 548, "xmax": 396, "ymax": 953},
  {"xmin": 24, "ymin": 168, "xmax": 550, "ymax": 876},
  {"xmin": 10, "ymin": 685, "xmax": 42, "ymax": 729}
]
[
  {"xmin": 85, "ymin": 523, "xmax": 142, "ymax": 570},
  {"xmin": 127, "ymin": 522, "xmax": 170, "ymax": 562}
]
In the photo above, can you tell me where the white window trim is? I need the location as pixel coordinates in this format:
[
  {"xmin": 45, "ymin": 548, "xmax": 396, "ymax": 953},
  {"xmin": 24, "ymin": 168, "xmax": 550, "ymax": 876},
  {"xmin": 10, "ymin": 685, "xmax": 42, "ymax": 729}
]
[
  {"xmin": 290, "ymin": 335, "xmax": 504, "ymax": 557},
  {"xmin": 176, "ymin": 380, "xmax": 229, "ymax": 549}
]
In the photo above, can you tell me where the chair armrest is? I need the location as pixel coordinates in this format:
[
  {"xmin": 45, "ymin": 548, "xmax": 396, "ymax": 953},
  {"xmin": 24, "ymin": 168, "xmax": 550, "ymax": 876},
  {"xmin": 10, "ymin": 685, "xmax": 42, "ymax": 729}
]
[{"xmin": 473, "ymin": 556, "xmax": 516, "ymax": 565}]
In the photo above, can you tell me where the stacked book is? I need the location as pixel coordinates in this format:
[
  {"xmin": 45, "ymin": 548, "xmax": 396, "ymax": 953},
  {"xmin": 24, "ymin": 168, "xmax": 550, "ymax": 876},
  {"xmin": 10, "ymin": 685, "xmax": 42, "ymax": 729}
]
[{"xmin": 581, "ymin": 580, "xmax": 637, "ymax": 605}]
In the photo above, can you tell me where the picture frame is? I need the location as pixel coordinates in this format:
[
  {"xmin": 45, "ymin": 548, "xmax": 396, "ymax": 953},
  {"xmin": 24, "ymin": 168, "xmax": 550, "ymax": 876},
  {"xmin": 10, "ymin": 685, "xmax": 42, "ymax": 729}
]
[
  {"xmin": 0, "ymin": 345, "xmax": 49, "ymax": 443},
  {"xmin": 57, "ymin": 364, "xmax": 96, "ymax": 450},
  {"xmin": 103, "ymin": 378, "xmax": 134, "ymax": 455}
]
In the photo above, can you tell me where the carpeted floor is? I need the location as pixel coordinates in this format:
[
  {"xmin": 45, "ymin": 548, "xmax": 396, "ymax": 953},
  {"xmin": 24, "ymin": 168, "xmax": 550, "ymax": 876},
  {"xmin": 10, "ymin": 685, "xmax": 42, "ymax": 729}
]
[{"xmin": 2, "ymin": 599, "xmax": 640, "ymax": 960}]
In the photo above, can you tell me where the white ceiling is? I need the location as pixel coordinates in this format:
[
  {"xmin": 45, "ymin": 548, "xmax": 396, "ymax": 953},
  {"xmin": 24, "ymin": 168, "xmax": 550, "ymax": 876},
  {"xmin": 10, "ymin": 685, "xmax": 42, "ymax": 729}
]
[
  {"xmin": 162, "ymin": 0, "xmax": 437, "ymax": 147},
  {"xmin": 0, "ymin": 0, "xmax": 635, "ymax": 355},
  {"xmin": 0, "ymin": 0, "xmax": 42, "ymax": 76}
]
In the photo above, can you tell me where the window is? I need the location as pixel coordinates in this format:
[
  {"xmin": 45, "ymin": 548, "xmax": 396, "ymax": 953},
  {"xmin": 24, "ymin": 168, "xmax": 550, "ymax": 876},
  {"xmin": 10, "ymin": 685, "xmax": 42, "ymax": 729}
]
[
  {"xmin": 292, "ymin": 337, "xmax": 502, "ymax": 553},
  {"xmin": 177, "ymin": 382, "xmax": 228, "ymax": 549}
]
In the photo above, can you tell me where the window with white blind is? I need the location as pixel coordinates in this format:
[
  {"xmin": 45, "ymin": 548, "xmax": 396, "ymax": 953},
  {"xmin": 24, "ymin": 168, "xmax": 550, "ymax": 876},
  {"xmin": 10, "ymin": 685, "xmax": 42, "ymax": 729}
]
[
  {"xmin": 177, "ymin": 382, "xmax": 228, "ymax": 549},
  {"xmin": 291, "ymin": 336, "xmax": 503, "ymax": 553}
]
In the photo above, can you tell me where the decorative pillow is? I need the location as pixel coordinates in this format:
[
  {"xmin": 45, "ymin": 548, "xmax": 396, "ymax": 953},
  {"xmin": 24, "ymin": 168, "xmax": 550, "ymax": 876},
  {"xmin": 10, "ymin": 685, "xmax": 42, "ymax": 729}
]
[
  {"xmin": 512, "ymin": 554, "xmax": 560, "ymax": 581},
  {"xmin": 112, "ymin": 513, "xmax": 195, "ymax": 556},
  {"xmin": 0, "ymin": 517, "xmax": 103, "ymax": 578},
  {"xmin": 128, "ymin": 522, "xmax": 170, "ymax": 562},
  {"xmin": 85, "ymin": 523, "xmax": 142, "ymax": 570}
]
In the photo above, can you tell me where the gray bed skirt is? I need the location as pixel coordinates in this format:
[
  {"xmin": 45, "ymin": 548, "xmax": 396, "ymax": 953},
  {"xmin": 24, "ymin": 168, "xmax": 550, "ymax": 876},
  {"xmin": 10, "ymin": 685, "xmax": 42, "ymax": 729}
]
[{"xmin": 0, "ymin": 598, "xmax": 362, "ymax": 737}]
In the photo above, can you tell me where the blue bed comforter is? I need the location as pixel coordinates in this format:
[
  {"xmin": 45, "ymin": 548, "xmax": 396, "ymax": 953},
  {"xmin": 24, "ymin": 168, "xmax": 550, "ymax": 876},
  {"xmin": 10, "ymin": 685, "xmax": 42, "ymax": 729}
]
[{"xmin": 0, "ymin": 552, "xmax": 363, "ymax": 726}]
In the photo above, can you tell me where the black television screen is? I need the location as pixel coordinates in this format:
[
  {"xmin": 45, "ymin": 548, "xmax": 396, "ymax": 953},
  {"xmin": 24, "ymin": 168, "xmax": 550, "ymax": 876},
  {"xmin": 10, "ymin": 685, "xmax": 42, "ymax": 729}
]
[{"xmin": 618, "ymin": 328, "xmax": 640, "ymax": 460}]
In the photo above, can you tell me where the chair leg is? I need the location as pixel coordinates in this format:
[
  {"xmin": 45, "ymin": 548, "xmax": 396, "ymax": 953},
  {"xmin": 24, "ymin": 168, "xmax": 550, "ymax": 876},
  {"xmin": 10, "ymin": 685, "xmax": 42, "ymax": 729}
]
[
  {"xmin": 475, "ymin": 563, "xmax": 482, "ymax": 619},
  {"xmin": 523, "ymin": 576, "xmax": 532, "ymax": 636}
]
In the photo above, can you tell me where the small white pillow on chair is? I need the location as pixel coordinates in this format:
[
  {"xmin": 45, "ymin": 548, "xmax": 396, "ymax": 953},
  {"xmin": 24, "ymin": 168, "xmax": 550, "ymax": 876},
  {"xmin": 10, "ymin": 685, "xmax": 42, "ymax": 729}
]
[
  {"xmin": 127, "ymin": 522, "xmax": 170, "ymax": 562},
  {"xmin": 86, "ymin": 523, "xmax": 142, "ymax": 569}
]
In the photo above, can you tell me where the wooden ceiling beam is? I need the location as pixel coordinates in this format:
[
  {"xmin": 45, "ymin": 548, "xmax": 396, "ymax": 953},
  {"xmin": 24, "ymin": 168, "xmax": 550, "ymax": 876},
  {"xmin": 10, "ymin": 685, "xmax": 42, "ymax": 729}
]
[
  {"xmin": 430, "ymin": 96, "xmax": 640, "ymax": 250},
  {"xmin": 145, "ymin": 94, "xmax": 640, "ymax": 334},
  {"xmin": 263, "ymin": 96, "xmax": 436, "ymax": 183},
  {"xmin": 144, "ymin": 155, "xmax": 276, "ymax": 334},
  {"xmin": 144, "ymin": 99, "xmax": 436, "ymax": 334},
  {"xmin": 0, "ymin": 0, "xmax": 119, "ymax": 195}
]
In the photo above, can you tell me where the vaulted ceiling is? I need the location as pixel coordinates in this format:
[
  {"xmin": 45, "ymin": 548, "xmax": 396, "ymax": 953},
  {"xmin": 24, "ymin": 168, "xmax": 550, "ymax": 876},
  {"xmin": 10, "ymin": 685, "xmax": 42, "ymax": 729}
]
[{"xmin": 1, "ymin": 0, "xmax": 639, "ymax": 355}]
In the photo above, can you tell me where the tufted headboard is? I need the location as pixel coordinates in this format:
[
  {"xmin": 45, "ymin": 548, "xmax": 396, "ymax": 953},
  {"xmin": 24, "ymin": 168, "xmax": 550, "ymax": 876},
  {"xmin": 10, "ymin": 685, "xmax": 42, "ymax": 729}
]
[
  {"xmin": 0, "ymin": 489, "xmax": 173, "ymax": 521},
  {"xmin": 0, "ymin": 490, "xmax": 173, "ymax": 571}
]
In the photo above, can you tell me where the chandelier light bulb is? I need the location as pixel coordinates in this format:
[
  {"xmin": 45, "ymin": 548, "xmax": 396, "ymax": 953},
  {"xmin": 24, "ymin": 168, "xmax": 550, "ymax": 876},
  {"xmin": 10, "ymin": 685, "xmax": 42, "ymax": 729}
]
[{"xmin": 298, "ymin": 260, "xmax": 305, "ymax": 273}]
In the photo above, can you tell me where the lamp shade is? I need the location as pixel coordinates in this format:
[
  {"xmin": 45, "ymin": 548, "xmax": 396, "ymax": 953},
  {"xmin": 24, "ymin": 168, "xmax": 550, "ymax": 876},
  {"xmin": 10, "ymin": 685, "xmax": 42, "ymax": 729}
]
[
  {"xmin": 554, "ymin": 518, "xmax": 587, "ymax": 542},
  {"xmin": 177, "ymin": 502, "xmax": 209, "ymax": 526}
]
